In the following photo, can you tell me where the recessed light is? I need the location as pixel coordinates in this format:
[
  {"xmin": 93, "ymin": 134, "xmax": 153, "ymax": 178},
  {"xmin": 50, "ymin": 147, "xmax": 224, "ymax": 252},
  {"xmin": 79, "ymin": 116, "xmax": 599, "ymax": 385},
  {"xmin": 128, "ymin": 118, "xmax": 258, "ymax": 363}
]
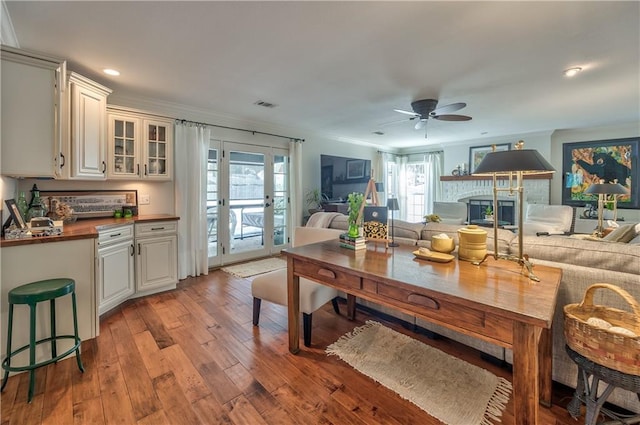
[
  {"xmin": 103, "ymin": 68, "xmax": 120, "ymax": 76},
  {"xmin": 563, "ymin": 67, "xmax": 582, "ymax": 77}
]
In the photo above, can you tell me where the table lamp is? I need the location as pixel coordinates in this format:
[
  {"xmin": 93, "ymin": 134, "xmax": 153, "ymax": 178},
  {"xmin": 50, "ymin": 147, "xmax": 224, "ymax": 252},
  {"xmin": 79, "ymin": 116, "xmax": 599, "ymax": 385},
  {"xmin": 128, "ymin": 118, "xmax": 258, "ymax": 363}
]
[
  {"xmin": 584, "ymin": 180, "xmax": 629, "ymax": 237},
  {"xmin": 472, "ymin": 141, "xmax": 555, "ymax": 281},
  {"xmin": 387, "ymin": 197, "xmax": 400, "ymax": 247}
]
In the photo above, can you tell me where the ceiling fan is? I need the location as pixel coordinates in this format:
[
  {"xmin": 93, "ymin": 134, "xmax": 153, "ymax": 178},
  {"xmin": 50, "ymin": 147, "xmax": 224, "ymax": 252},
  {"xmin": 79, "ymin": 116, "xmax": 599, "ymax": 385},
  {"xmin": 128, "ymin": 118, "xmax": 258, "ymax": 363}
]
[{"xmin": 393, "ymin": 99, "xmax": 472, "ymax": 135}]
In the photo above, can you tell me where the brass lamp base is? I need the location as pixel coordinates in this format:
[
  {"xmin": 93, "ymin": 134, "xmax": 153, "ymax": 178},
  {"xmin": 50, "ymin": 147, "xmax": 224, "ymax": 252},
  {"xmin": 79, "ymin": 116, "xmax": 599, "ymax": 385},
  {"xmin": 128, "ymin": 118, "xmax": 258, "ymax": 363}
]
[{"xmin": 473, "ymin": 253, "xmax": 540, "ymax": 282}]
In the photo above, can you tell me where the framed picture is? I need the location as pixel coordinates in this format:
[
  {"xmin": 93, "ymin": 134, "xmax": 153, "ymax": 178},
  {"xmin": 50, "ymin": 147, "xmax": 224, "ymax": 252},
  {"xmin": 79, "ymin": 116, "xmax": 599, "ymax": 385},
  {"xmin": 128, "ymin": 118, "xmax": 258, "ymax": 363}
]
[
  {"xmin": 468, "ymin": 143, "xmax": 511, "ymax": 174},
  {"xmin": 562, "ymin": 137, "xmax": 638, "ymax": 208},
  {"xmin": 346, "ymin": 159, "xmax": 365, "ymax": 179},
  {"xmin": 40, "ymin": 190, "xmax": 138, "ymax": 218},
  {"xmin": 4, "ymin": 199, "xmax": 27, "ymax": 229},
  {"xmin": 363, "ymin": 206, "xmax": 388, "ymax": 240}
]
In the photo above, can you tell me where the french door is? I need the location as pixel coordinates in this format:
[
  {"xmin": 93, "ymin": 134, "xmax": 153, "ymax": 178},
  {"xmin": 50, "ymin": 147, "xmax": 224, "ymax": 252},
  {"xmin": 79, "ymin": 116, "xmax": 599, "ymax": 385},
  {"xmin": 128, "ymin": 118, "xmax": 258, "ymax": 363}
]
[{"xmin": 207, "ymin": 141, "xmax": 290, "ymax": 267}]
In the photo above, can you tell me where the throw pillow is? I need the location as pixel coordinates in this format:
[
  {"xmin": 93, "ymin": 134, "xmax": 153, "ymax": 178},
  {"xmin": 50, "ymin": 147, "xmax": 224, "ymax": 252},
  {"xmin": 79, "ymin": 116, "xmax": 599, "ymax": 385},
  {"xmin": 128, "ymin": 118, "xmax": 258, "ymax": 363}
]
[{"xmin": 602, "ymin": 223, "xmax": 638, "ymax": 243}]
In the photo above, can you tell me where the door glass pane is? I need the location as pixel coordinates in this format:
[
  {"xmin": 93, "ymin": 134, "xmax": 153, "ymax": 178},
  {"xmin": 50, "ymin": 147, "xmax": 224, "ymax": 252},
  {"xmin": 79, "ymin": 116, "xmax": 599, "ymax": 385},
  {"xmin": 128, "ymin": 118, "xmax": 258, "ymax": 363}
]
[
  {"xmin": 158, "ymin": 143, "xmax": 166, "ymax": 158},
  {"xmin": 273, "ymin": 154, "xmax": 288, "ymax": 247},
  {"xmin": 115, "ymin": 120, "xmax": 123, "ymax": 137},
  {"xmin": 229, "ymin": 150, "xmax": 264, "ymax": 254},
  {"xmin": 207, "ymin": 148, "xmax": 218, "ymax": 258}
]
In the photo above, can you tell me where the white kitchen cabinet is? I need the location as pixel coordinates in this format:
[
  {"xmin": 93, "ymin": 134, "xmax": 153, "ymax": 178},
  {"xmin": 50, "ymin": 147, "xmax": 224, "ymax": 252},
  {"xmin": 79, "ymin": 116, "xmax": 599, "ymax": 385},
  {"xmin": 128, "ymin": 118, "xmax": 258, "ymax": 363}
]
[
  {"xmin": 96, "ymin": 224, "xmax": 135, "ymax": 315},
  {"xmin": 0, "ymin": 46, "xmax": 66, "ymax": 178},
  {"xmin": 62, "ymin": 72, "xmax": 112, "ymax": 180},
  {"xmin": 135, "ymin": 221, "xmax": 178, "ymax": 292},
  {"xmin": 107, "ymin": 106, "xmax": 173, "ymax": 181}
]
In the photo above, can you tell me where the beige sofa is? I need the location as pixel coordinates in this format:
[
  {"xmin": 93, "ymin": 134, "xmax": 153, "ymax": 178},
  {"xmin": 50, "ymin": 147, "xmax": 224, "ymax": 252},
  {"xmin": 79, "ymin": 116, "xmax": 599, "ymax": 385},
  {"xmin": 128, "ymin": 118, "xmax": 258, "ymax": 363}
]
[{"xmin": 310, "ymin": 212, "xmax": 640, "ymax": 413}]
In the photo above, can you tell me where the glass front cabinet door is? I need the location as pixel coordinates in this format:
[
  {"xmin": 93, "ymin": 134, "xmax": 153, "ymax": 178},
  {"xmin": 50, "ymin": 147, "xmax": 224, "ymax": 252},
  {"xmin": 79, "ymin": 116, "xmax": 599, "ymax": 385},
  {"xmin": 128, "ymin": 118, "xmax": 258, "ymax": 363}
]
[{"xmin": 107, "ymin": 108, "xmax": 173, "ymax": 181}]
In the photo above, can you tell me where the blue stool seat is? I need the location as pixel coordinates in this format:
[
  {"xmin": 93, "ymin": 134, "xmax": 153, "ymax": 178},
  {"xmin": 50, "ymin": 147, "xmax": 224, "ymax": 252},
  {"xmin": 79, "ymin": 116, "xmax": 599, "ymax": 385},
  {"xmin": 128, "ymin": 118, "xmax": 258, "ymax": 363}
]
[{"xmin": 1, "ymin": 278, "xmax": 84, "ymax": 402}]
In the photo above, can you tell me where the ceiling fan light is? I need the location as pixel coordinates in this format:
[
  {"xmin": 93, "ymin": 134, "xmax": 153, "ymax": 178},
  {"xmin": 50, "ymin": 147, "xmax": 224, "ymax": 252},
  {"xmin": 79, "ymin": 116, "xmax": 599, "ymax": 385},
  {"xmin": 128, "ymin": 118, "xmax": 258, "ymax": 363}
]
[{"xmin": 563, "ymin": 67, "xmax": 582, "ymax": 77}]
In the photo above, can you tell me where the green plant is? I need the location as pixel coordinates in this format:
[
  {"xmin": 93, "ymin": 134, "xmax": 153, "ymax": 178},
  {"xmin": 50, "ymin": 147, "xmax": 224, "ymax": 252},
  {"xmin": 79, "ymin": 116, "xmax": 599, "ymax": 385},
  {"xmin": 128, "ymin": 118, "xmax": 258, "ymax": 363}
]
[
  {"xmin": 305, "ymin": 188, "xmax": 323, "ymax": 209},
  {"xmin": 347, "ymin": 192, "xmax": 365, "ymax": 225},
  {"xmin": 484, "ymin": 205, "xmax": 493, "ymax": 216}
]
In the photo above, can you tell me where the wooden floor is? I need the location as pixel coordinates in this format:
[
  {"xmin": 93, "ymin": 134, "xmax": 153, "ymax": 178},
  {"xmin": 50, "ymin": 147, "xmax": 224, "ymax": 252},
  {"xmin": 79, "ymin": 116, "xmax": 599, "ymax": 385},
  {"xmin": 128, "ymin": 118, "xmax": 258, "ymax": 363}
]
[{"xmin": 1, "ymin": 269, "xmax": 592, "ymax": 424}]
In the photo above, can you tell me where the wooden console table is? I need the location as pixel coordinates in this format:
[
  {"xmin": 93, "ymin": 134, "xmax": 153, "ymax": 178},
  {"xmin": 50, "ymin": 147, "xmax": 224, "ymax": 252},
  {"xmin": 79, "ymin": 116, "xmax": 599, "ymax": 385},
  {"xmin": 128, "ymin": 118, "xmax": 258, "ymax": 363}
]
[{"xmin": 283, "ymin": 242, "xmax": 562, "ymax": 425}]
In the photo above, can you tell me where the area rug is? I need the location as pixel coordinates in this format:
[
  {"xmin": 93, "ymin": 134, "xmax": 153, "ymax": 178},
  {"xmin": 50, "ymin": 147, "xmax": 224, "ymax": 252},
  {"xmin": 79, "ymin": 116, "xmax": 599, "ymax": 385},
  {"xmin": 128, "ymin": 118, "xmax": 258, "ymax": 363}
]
[
  {"xmin": 221, "ymin": 257, "xmax": 286, "ymax": 278},
  {"xmin": 326, "ymin": 321, "xmax": 512, "ymax": 425}
]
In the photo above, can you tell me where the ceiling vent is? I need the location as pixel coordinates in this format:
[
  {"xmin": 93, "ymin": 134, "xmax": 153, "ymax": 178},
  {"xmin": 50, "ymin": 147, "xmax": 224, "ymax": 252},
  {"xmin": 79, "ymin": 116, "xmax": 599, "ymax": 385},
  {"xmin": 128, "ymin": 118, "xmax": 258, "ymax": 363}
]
[{"xmin": 253, "ymin": 100, "xmax": 277, "ymax": 108}]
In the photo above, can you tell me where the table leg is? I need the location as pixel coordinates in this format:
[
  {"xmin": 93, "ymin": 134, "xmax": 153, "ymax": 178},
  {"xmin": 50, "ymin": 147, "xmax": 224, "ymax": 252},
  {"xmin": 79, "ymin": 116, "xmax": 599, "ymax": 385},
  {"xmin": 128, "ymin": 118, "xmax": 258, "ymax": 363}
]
[
  {"xmin": 287, "ymin": 257, "xmax": 300, "ymax": 354},
  {"xmin": 538, "ymin": 327, "xmax": 552, "ymax": 407},
  {"xmin": 347, "ymin": 294, "xmax": 356, "ymax": 320},
  {"xmin": 513, "ymin": 321, "xmax": 542, "ymax": 425}
]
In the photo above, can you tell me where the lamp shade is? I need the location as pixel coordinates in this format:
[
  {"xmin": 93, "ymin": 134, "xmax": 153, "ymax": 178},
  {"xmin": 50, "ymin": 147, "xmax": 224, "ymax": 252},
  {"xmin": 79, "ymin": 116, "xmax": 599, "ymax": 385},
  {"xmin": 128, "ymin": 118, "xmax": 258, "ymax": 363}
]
[
  {"xmin": 387, "ymin": 198, "xmax": 399, "ymax": 211},
  {"xmin": 473, "ymin": 149, "xmax": 555, "ymax": 175},
  {"xmin": 584, "ymin": 182, "xmax": 629, "ymax": 195}
]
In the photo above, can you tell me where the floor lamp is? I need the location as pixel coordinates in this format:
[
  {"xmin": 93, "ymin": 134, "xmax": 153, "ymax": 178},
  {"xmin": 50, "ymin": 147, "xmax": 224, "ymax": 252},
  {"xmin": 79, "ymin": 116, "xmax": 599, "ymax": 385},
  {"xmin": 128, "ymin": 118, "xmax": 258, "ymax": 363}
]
[
  {"xmin": 584, "ymin": 180, "xmax": 629, "ymax": 237},
  {"xmin": 472, "ymin": 141, "xmax": 555, "ymax": 281},
  {"xmin": 387, "ymin": 197, "xmax": 399, "ymax": 247}
]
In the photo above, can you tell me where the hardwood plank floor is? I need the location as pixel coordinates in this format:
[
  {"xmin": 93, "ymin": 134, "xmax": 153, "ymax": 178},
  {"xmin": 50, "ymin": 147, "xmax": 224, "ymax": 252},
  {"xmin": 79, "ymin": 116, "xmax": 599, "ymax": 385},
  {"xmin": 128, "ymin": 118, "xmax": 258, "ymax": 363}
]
[{"xmin": 1, "ymin": 269, "xmax": 593, "ymax": 424}]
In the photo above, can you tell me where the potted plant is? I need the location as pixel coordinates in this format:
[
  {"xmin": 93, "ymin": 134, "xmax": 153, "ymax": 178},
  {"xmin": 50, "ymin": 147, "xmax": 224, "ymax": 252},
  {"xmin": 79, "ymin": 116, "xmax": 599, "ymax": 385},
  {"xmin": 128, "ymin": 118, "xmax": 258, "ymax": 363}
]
[
  {"xmin": 347, "ymin": 192, "xmax": 364, "ymax": 237},
  {"xmin": 484, "ymin": 205, "xmax": 493, "ymax": 221},
  {"xmin": 305, "ymin": 188, "xmax": 324, "ymax": 215}
]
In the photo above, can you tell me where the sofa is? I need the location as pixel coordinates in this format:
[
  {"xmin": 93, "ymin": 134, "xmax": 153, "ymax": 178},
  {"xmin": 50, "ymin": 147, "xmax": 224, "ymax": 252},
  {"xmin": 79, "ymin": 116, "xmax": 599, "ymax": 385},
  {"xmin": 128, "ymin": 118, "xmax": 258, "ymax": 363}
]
[{"xmin": 308, "ymin": 212, "xmax": 640, "ymax": 413}]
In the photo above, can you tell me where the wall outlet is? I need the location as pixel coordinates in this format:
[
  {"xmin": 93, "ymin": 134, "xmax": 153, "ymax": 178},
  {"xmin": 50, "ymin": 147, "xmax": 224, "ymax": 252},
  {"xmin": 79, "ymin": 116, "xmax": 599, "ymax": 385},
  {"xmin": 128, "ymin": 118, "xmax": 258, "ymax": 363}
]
[{"xmin": 139, "ymin": 194, "xmax": 150, "ymax": 205}]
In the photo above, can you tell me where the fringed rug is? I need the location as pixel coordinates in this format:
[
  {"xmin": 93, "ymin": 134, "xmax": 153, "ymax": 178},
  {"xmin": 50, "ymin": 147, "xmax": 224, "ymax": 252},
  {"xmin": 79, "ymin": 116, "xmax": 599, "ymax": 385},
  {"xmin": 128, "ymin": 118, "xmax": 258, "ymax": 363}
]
[
  {"xmin": 326, "ymin": 321, "xmax": 512, "ymax": 425},
  {"xmin": 221, "ymin": 257, "xmax": 286, "ymax": 278}
]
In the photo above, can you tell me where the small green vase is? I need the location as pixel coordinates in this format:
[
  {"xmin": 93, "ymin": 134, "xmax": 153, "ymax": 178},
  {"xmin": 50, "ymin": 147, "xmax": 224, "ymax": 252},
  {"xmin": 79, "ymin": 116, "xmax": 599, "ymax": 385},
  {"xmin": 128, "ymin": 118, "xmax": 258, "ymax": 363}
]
[{"xmin": 348, "ymin": 223, "xmax": 360, "ymax": 238}]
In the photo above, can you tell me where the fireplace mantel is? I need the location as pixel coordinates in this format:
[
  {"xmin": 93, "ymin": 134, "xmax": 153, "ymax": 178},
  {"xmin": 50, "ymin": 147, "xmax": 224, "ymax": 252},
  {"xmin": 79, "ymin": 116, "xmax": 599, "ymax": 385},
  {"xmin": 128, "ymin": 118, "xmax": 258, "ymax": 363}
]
[{"xmin": 440, "ymin": 172, "xmax": 553, "ymax": 182}]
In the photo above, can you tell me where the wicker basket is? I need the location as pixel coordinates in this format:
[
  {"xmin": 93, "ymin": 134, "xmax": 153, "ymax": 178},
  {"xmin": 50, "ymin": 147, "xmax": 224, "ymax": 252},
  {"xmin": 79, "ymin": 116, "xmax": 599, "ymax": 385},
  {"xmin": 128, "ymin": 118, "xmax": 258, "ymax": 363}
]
[{"xmin": 564, "ymin": 283, "xmax": 640, "ymax": 375}]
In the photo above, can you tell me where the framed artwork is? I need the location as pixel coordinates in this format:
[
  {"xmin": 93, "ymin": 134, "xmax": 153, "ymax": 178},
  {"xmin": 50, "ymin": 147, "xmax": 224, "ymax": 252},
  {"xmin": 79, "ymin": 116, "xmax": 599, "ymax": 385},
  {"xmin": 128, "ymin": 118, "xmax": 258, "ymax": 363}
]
[
  {"xmin": 562, "ymin": 137, "xmax": 638, "ymax": 208},
  {"xmin": 346, "ymin": 159, "xmax": 365, "ymax": 179},
  {"xmin": 363, "ymin": 206, "xmax": 388, "ymax": 240},
  {"xmin": 4, "ymin": 199, "xmax": 27, "ymax": 229},
  {"xmin": 40, "ymin": 190, "xmax": 138, "ymax": 218},
  {"xmin": 468, "ymin": 143, "xmax": 511, "ymax": 174}
]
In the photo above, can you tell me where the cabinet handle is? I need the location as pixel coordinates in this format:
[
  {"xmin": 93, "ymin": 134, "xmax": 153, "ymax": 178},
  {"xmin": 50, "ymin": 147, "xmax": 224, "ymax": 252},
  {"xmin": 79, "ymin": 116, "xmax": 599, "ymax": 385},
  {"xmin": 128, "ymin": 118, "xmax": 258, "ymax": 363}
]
[
  {"xmin": 137, "ymin": 164, "xmax": 140, "ymax": 176},
  {"xmin": 130, "ymin": 244, "xmax": 134, "ymax": 256},
  {"xmin": 137, "ymin": 243, "xmax": 141, "ymax": 255},
  {"xmin": 102, "ymin": 161, "xmax": 106, "ymax": 173},
  {"xmin": 60, "ymin": 153, "xmax": 65, "ymax": 167},
  {"xmin": 110, "ymin": 233, "xmax": 122, "ymax": 237},
  {"xmin": 151, "ymin": 227, "xmax": 165, "ymax": 231},
  {"xmin": 144, "ymin": 164, "xmax": 148, "ymax": 176}
]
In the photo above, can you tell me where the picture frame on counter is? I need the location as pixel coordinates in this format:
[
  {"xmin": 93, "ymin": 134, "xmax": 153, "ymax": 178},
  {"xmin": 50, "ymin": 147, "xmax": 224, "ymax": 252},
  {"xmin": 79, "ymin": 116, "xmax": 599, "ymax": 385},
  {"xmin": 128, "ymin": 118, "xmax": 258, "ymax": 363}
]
[
  {"xmin": 39, "ymin": 190, "xmax": 138, "ymax": 219},
  {"xmin": 4, "ymin": 199, "xmax": 27, "ymax": 229}
]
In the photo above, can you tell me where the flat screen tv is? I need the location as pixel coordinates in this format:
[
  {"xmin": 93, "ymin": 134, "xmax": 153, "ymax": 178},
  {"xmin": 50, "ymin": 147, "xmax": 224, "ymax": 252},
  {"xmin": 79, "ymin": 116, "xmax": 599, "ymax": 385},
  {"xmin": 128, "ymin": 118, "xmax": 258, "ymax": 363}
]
[{"xmin": 321, "ymin": 154, "xmax": 371, "ymax": 202}]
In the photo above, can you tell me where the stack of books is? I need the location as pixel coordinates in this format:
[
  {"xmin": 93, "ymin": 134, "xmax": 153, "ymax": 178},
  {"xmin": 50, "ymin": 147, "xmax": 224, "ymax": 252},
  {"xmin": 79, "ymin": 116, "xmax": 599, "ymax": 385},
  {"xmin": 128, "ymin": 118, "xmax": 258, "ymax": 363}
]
[{"xmin": 339, "ymin": 233, "xmax": 366, "ymax": 251}]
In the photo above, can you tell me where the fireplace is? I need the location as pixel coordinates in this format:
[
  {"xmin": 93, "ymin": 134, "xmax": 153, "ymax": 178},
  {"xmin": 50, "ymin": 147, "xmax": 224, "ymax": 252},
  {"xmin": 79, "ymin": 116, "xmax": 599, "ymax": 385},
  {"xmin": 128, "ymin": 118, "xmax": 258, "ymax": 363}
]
[
  {"xmin": 440, "ymin": 175, "xmax": 551, "ymax": 226},
  {"xmin": 467, "ymin": 199, "xmax": 516, "ymax": 225}
]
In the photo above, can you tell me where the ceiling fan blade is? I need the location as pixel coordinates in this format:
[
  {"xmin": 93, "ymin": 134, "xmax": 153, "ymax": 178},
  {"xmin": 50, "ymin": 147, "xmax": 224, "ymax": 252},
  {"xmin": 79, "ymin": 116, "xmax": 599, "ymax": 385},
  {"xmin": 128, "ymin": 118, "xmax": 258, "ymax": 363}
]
[
  {"xmin": 432, "ymin": 114, "xmax": 472, "ymax": 122},
  {"xmin": 431, "ymin": 102, "xmax": 466, "ymax": 115},
  {"xmin": 414, "ymin": 119, "xmax": 427, "ymax": 130},
  {"xmin": 394, "ymin": 108, "xmax": 419, "ymax": 117}
]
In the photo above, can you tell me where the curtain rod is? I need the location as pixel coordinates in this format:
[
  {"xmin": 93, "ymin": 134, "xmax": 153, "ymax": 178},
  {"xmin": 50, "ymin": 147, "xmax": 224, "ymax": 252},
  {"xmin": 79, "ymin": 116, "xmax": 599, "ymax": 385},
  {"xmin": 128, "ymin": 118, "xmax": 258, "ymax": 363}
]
[{"xmin": 176, "ymin": 118, "xmax": 305, "ymax": 143}]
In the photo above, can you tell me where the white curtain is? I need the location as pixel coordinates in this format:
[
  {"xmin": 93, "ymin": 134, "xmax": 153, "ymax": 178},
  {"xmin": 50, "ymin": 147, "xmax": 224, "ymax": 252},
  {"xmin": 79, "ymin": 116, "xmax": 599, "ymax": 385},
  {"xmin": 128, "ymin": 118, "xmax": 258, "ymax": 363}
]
[
  {"xmin": 175, "ymin": 122, "xmax": 211, "ymax": 279},
  {"xmin": 289, "ymin": 140, "xmax": 303, "ymax": 231},
  {"xmin": 424, "ymin": 151, "xmax": 444, "ymax": 215}
]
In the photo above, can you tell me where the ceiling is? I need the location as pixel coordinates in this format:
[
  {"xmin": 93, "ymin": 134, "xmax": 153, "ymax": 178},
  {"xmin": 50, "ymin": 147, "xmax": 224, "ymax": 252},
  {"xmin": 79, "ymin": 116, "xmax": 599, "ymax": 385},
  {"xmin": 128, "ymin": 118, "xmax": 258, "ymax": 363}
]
[{"xmin": 4, "ymin": 1, "xmax": 639, "ymax": 150}]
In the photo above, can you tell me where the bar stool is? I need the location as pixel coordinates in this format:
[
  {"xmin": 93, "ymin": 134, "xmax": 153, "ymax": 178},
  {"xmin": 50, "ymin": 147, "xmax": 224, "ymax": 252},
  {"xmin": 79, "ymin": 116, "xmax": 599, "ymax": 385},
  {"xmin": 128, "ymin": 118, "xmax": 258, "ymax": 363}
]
[
  {"xmin": 1, "ymin": 278, "xmax": 84, "ymax": 402},
  {"xmin": 566, "ymin": 345, "xmax": 640, "ymax": 425}
]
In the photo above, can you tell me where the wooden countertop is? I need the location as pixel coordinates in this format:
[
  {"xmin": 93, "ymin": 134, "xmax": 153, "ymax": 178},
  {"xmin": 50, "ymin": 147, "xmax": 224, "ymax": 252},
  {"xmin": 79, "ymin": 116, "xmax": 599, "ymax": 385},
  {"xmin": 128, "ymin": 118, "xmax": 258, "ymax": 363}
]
[{"xmin": 0, "ymin": 214, "xmax": 179, "ymax": 247}]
